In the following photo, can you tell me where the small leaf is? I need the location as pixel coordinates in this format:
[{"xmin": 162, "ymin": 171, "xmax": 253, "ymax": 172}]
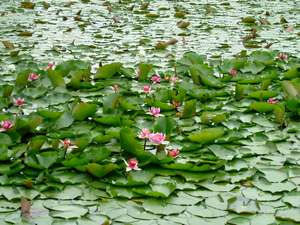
[
  {"xmin": 182, "ymin": 100, "xmax": 196, "ymax": 118},
  {"xmin": 86, "ymin": 163, "xmax": 117, "ymax": 178},
  {"xmin": 72, "ymin": 103, "xmax": 97, "ymax": 120},
  {"xmin": 36, "ymin": 151, "xmax": 58, "ymax": 169},
  {"xmin": 275, "ymin": 208, "xmax": 300, "ymax": 223},
  {"xmin": 2, "ymin": 41, "xmax": 15, "ymax": 49},
  {"xmin": 177, "ymin": 20, "xmax": 190, "ymax": 28},
  {"xmin": 142, "ymin": 199, "xmax": 186, "ymax": 215},
  {"xmin": 137, "ymin": 63, "xmax": 153, "ymax": 81},
  {"xmin": 249, "ymin": 102, "xmax": 276, "ymax": 113},
  {"xmin": 242, "ymin": 16, "xmax": 256, "ymax": 24},
  {"xmin": 120, "ymin": 128, "xmax": 157, "ymax": 164},
  {"xmin": 55, "ymin": 111, "xmax": 74, "ymax": 129},
  {"xmin": 21, "ymin": 1, "xmax": 35, "ymax": 9},
  {"xmin": 154, "ymin": 116, "xmax": 176, "ymax": 135},
  {"xmin": 0, "ymin": 134, "xmax": 12, "ymax": 146},
  {"xmin": 47, "ymin": 70, "xmax": 65, "ymax": 87},
  {"xmin": 95, "ymin": 63, "xmax": 122, "ymax": 79},
  {"xmin": 188, "ymin": 128, "xmax": 225, "ymax": 144},
  {"xmin": 187, "ymin": 205, "xmax": 227, "ymax": 217}
]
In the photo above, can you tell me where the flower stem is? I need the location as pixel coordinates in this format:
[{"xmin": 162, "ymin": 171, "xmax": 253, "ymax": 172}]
[{"xmin": 143, "ymin": 139, "xmax": 147, "ymax": 151}]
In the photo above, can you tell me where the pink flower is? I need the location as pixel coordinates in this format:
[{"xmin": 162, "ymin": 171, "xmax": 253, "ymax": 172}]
[
  {"xmin": 267, "ymin": 98, "xmax": 279, "ymax": 104},
  {"xmin": 138, "ymin": 128, "xmax": 151, "ymax": 139},
  {"xmin": 286, "ymin": 26, "xmax": 294, "ymax": 33},
  {"xmin": 46, "ymin": 63, "xmax": 55, "ymax": 70},
  {"xmin": 148, "ymin": 132, "xmax": 166, "ymax": 145},
  {"xmin": 151, "ymin": 74, "xmax": 161, "ymax": 84},
  {"xmin": 59, "ymin": 139, "xmax": 78, "ymax": 153},
  {"xmin": 277, "ymin": 53, "xmax": 288, "ymax": 61},
  {"xmin": 148, "ymin": 107, "xmax": 162, "ymax": 117},
  {"xmin": 229, "ymin": 68, "xmax": 238, "ymax": 77},
  {"xmin": 125, "ymin": 158, "xmax": 141, "ymax": 172},
  {"xmin": 0, "ymin": 120, "xmax": 13, "ymax": 132},
  {"xmin": 169, "ymin": 76, "xmax": 179, "ymax": 85},
  {"xmin": 143, "ymin": 85, "xmax": 152, "ymax": 94},
  {"xmin": 168, "ymin": 149, "xmax": 180, "ymax": 158},
  {"xmin": 28, "ymin": 73, "xmax": 40, "ymax": 81},
  {"xmin": 14, "ymin": 98, "xmax": 25, "ymax": 107}
]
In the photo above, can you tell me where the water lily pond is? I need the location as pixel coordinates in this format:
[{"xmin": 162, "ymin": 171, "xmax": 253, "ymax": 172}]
[{"xmin": 0, "ymin": 1, "xmax": 300, "ymax": 225}]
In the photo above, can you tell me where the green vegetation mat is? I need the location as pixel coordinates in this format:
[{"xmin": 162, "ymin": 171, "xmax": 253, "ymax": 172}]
[{"xmin": 0, "ymin": 50, "xmax": 300, "ymax": 224}]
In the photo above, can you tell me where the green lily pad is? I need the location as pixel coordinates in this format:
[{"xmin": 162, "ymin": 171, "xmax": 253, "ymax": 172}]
[{"xmin": 142, "ymin": 199, "xmax": 186, "ymax": 215}]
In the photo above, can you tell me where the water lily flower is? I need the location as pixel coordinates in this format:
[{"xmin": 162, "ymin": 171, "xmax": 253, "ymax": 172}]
[
  {"xmin": 138, "ymin": 128, "xmax": 151, "ymax": 139},
  {"xmin": 267, "ymin": 98, "xmax": 279, "ymax": 104},
  {"xmin": 14, "ymin": 98, "xmax": 25, "ymax": 107},
  {"xmin": 168, "ymin": 148, "xmax": 180, "ymax": 158},
  {"xmin": 0, "ymin": 120, "xmax": 13, "ymax": 132},
  {"xmin": 46, "ymin": 63, "xmax": 55, "ymax": 70},
  {"xmin": 151, "ymin": 74, "xmax": 161, "ymax": 84},
  {"xmin": 148, "ymin": 132, "xmax": 166, "ymax": 145},
  {"xmin": 28, "ymin": 73, "xmax": 40, "ymax": 81},
  {"xmin": 169, "ymin": 76, "xmax": 179, "ymax": 85},
  {"xmin": 148, "ymin": 107, "xmax": 162, "ymax": 117},
  {"xmin": 143, "ymin": 85, "xmax": 152, "ymax": 94},
  {"xmin": 125, "ymin": 158, "xmax": 141, "ymax": 172},
  {"xmin": 59, "ymin": 139, "xmax": 78, "ymax": 153},
  {"xmin": 277, "ymin": 53, "xmax": 288, "ymax": 61},
  {"xmin": 229, "ymin": 68, "xmax": 238, "ymax": 77},
  {"xmin": 286, "ymin": 26, "xmax": 294, "ymax": 33}
]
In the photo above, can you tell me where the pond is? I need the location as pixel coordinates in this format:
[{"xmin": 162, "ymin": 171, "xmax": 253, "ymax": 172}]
[
  {"xmin": 0, "ymin": 1, "xmax": 300, "ymax": 225},
  {"xmin": 0, "ymin": 0, "xmax": 299, "ymax": 74}
]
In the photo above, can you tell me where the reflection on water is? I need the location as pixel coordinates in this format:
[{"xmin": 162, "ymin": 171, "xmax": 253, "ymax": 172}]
[{"xmin": 0, "ymin": 0, "xmax": 299, "ymax": 73}]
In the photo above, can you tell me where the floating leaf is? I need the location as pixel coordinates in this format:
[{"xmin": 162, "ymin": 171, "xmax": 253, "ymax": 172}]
[
  {"xmin": 154, "ymin": 116, "xmax": 176, "ymax": 135},
  {"xmin": 275, "ymin": 208, "xmax": 300, "ymax": 223},
  {"xmin": 282, "ymin": 192, "xmax": 300, "ymax": 207},
  {"xmin": 86, "ymin": 163, "xmax": 117, "ymax": 178},
  {"xmin": 95, "ymin": 63, "xmax": 122, "ymax": 79},
  {"xmin": 188, "ymin": 128, "xmax": 225, "ymax": 144},
  {"xmin": 2, "ymin": 41, "xmax": 15, "ymax": 49},
  {"xmin": 187, "ymin": 205, "xmax": 227, "ymax": 218},
  {"xmin": 72, "ymin": 103, "xmax": 97, "ymax": 120},
  {"xmin": 36, "ymin": 151, "xmax": 58, "ymax": 169},
  {"xmin": 181, "ymin": 100, "xmax": 196, "ymax": 118},
  {"xmin": 142, "ymin": 199, "xmax": 186, "ymax": 215}
]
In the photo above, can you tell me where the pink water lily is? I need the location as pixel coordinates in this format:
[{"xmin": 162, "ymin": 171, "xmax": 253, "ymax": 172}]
[
  {"xmin": 0, "ymin": 120, "xmax": 13, "ymax": 132},
  {"xmin": 138, "ymin": 128, "xmax": 151, "ymax": 139},
  {"xmin": 59, "ymin": 139, "xmax": 78, "ymax": 153},
  {"xmin": 143, "ymin": 85, "xmax": 152, "ymax": 94},
  {"xmin": 148, "ymin": 107, "xmax": 162, "ymax": 117},
  {"xmin": 151, "ymin": 74, "xmax": 161, "ymax": 84},
  {"xmin": 14, "ymin": 98, "xmax": 25, "ymax": 107},
  {"xmin": 125, "ymin": 158, "xmax": 141, "ymax": 172},
  {"xmin": 277, "ymin": 53, "xmax": 288, "ymax": 61},
  {"xmin": 286, "ymin": 26, "xmax": 294, "ymax": 33},
  {"xmin": 229, "ymin": 68, "xmax": 238, "ymax": 77},
  {"xmin": 46, "ymin": 63, "xmax": 55, "ymax": 70},
  {"xmin": 28, "ymin": 73, "xmax": 40, "ymax": 81},
  {"xmin": 267, "ymin": 98, "xmax": 279, "ymax": 104},
  {"xmin": 169, "ymin": 76, "xmax": 179, "ymax": 85},
  {"xmin": 168, "ymin": 148, "xmax": 180, "ymax": 158},
  {"xmin": 148, "ymin": 132, "xmax": 166, "ymax": 145}
]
